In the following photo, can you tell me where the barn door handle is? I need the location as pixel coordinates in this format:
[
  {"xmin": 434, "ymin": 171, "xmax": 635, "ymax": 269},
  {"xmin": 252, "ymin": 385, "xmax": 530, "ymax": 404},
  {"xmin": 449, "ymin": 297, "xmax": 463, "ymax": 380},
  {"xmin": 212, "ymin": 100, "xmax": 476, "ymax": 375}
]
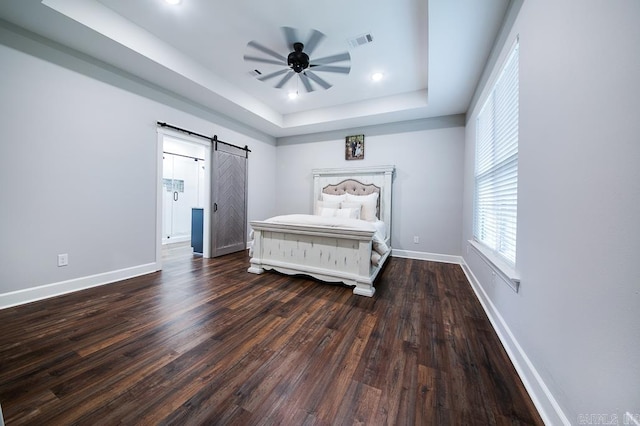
[
  {"xmin": 214, "ymin": 203, "xmax": 218, "ymax": 212},
  {"xmin": 173, "ymin": 191, "xmax": 178, "ymax": 201}
]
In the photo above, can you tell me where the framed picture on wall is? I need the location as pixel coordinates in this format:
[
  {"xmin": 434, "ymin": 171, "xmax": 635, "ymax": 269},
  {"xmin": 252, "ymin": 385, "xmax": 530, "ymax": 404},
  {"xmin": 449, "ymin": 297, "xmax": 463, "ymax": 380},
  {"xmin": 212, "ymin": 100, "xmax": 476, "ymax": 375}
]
[{"xmin": 345, "ymin": 134, "xmax": 365, "ymax": 160}]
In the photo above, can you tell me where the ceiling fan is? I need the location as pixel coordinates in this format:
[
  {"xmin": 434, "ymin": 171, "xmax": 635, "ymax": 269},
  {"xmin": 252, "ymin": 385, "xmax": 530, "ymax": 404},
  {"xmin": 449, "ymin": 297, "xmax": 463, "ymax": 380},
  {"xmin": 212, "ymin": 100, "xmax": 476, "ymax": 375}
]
[{"xmin": 244, "ymin": 27, "xmax": 351, "ymax": 93}]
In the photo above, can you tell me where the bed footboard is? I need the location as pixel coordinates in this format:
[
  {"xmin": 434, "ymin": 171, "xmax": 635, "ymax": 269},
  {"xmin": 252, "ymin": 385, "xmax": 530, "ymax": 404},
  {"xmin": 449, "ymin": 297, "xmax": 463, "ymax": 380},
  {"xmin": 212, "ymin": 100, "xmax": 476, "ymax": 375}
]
[{"xmin": 248, "ymin": 221, "xmax": 387, "ymax": 297}]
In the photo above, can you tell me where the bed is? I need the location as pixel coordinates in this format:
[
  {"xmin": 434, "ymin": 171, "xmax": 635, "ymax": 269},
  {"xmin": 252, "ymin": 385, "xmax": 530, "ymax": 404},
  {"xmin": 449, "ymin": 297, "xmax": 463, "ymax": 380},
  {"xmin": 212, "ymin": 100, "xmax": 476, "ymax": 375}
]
[{"xmin": 247, "ymin": 165, "xmax": 395, "ymax": 297}]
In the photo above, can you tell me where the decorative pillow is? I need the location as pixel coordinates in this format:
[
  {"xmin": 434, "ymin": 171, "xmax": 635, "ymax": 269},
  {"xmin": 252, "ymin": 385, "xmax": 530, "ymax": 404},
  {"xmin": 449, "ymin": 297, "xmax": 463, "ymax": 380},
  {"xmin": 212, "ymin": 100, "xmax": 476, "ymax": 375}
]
[
  {"xmin": 315, "ymin": 200, "xmax": 340, "ymax": 215},
  {"xmin": 371, "ymin": 251, "xmax": 382, "ymax": 267},
  {"xmin": 318, "ymin": 207, "xmax": 361, "ymax": 219},
  {"xmin": 373, "ymin": 239, "xmax": 389, "ymax": 255},
  {"xmin": 340, "ymin": 201, "xmax": 361, "ymax": 210},
  {"xmin": 335, "ymin": 207, "xmax": 361, "ymax": 219},
  {"xmin": 322, "ymin": 193, "xmax": 347, "ymax": 203},
  {"xmin": 338, "ymin": 202, "xmax": 362, "ymax": 220},
  {"xmin": 344, "ymin": 192, "xmax": 379, "ymax": 221},
  {"xmin": 318, "ymin": 207, "xmax": 340, "ymax": 217}
]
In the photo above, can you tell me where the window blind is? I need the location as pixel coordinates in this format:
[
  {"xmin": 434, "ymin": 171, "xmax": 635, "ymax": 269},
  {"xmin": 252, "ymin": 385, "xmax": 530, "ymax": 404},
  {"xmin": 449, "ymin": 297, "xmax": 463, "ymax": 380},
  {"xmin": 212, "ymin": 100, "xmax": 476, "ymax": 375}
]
[{"xmin": 474, "ymin": 41, "xmax": 519, "ymax": 266}]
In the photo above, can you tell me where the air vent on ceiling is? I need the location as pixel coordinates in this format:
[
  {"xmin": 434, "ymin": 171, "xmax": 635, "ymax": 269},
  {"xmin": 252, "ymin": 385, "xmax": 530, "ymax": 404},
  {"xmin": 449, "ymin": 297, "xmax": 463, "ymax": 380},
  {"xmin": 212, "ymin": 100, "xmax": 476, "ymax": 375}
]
[{"xmin": 348, "ymin": 33, "xmax": 373, "ymax": 48}]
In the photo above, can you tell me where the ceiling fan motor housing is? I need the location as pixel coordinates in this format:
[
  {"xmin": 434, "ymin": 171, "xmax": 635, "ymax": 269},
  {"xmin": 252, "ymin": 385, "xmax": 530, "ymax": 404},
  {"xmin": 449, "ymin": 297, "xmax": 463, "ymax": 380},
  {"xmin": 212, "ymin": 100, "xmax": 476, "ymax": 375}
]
[{"xmin": 288, "ymin": 42, "xmax": 309, "ymax": 73}]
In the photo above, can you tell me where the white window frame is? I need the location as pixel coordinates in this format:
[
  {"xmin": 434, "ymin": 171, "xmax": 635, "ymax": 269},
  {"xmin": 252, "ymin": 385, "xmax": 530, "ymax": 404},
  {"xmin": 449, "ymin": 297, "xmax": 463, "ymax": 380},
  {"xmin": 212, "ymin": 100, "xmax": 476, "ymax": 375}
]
[{"xmin": 472, "ymin": 39, "xmax": 520, "ymax": 290}]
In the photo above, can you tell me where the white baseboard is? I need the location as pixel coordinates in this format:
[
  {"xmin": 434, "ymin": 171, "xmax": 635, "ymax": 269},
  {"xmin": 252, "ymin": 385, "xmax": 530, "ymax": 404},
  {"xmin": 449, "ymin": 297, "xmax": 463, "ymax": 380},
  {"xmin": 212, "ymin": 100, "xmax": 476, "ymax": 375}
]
[
  {"xmin": 391, "ymin": 249, "xmax": 462, "ymax": 265},
  {"xmin": 459, "ymin": 259, "xmax": 570, "ymax": 426},
  {"xmin": 0, "ymin": 263, "xmax": 160, "ymax": 310}
]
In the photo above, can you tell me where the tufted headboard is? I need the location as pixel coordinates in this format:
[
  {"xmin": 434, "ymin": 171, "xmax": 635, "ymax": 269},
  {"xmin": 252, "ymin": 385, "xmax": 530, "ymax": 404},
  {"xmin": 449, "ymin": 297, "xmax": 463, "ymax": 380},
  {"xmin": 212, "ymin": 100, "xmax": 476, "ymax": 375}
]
[
  {"xmin": 312, "ymin": 165, "xmax": 395, "ymax": 242},
  {"xmin": 322, "ymin": 179, "xmax": 381, "ymax": 217},
  {"xmin": 322, "ymin": 179, "xmax": 380, "ymax": 197}
]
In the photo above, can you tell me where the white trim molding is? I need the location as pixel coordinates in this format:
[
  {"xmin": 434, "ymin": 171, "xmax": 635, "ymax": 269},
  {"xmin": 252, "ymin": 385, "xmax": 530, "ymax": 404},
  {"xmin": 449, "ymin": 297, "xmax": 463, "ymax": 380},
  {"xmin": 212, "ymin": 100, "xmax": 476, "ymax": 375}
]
[
  {"xmin": 468, "ymin": 239, "xmax": 520, "ymax": 292},
  {"xmin": 391, "ymin": 249, "xmax": 462, "ymax": 265},
  {"xmin": 459, "ymin": 258, "xmax": 570, "ymax": 426},
  {"xmin": 0, "ymin": 263, "xmax": 159, "ymax": 310}
]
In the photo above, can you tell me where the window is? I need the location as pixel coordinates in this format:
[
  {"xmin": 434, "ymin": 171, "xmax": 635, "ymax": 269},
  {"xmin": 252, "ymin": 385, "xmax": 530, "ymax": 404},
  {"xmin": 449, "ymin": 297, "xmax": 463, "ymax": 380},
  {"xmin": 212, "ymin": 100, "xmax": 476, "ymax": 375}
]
[{"xmin": 474, "ymin": 41, "xmax": 519, "ymax": 266}]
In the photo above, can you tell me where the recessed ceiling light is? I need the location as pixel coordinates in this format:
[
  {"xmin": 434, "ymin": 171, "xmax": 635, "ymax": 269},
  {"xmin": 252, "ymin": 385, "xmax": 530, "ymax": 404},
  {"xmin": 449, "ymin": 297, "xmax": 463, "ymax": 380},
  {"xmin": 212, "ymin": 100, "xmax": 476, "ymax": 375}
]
[
  {"xmin": 165, "ymin": 0, "xmax": 181, "ymax": 5},
  {"xmin": 371, "ymin": 72, "xmax": 384, "ymax": 82}
]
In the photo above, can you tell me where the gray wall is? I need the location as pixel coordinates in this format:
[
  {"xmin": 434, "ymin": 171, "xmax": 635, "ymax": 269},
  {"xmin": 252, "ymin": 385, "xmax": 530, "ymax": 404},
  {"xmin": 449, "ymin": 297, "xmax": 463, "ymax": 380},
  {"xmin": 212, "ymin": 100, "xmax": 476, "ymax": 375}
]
[
  {"xmin": 0, "ymin": 24, "xmax": 277, "ymax": 297},
  {"xmin": 276, "ymin": 116, "xmax": 465, "ymax": 256},
  {"xmin": 461, "ymin": 0, "xmax": 640, "ymax": 423}
]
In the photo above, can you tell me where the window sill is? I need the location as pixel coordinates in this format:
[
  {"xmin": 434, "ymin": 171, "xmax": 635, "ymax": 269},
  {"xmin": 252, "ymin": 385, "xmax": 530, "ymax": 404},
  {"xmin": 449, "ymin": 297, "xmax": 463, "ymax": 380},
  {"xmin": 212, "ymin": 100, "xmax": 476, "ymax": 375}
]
[{"xmin": 468, "ymin": 240, "xmax": 520, "ymax": 292}]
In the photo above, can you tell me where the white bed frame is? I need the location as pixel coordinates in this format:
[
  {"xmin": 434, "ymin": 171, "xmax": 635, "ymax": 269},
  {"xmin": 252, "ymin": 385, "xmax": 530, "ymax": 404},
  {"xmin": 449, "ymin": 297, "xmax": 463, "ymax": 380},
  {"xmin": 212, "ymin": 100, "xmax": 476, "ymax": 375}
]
[{"xmin": 247, "ymin": 165, "xmax": 395, "ymax": 297}]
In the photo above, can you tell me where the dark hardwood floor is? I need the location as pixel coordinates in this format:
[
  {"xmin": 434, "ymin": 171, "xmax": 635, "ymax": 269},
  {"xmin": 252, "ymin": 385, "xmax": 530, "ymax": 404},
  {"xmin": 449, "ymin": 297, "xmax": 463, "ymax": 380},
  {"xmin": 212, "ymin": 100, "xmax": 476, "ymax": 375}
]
[{"xmin": 0, "ymin": 244, "xmax": 542, "ymax": 425}]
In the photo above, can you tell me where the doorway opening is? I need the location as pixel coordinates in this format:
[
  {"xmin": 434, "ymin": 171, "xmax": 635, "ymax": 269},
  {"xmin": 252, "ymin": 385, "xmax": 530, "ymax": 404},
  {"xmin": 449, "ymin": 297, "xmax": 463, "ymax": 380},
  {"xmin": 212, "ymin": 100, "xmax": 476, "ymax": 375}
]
[{"xmin": 156, "ymin": 129, "xmax": 211, "ymax": 267}]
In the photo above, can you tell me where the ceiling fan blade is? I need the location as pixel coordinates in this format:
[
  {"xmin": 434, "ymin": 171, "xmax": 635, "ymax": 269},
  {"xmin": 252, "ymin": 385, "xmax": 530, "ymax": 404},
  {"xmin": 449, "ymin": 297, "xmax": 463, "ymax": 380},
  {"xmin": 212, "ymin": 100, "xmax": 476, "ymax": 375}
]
[
  {"xmin": 258, "ymin": 68, "xmax": 289, "ymax": 82},
  {"xmin": 309, "ymin": 65, "xmax": 351, "ymax": 74},
  {"xmin": 274, "ymin": 71, "xmax": 294, "ymax": 88},
  {"xmin": 244, "ymin": 55, "xmax": 285, "ymax": 66},
  {"xmin": 247, "ymin": 41, "xmax": 286, "ymax": 62},
  {"xmin": 305, "ymin": 71, "xmax": 332, "ymax": 90},
  {"xmin": 304, "ymin": 29, "xmax": 325, "ymax": 56},
  {"xmin": 310, "ymin": 52, "xmax": 351, "ymax": 65},
  {"xmin": 282, "ymin": 26, "xmax": 298, "ymax": 50},
  {"xmin": 299, "ymin": 73, "xmax": 314, "ymax": 92}
]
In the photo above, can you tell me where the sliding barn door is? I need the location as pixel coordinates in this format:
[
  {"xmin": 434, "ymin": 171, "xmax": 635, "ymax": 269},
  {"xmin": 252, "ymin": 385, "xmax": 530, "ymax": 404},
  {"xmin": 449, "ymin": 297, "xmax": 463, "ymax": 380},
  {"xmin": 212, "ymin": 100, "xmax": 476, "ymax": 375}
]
[{"xmin": 211, "ymin": 141, "xmax": 248, "ymax": 257}]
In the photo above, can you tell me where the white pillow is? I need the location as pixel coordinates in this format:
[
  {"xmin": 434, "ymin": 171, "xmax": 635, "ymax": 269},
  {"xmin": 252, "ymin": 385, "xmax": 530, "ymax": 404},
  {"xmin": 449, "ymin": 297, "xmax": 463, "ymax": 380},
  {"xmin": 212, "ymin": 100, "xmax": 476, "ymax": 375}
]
[
  {"xmin": 315, "ymin": 200, "xmax": 340, "ymax": 215},
  {"xmin": 318, "ymin": 207, "xmax": 360, "ymax": 219},
  {"xmin": 338, "ymin": 202, "xmax": 362, "ymax": 220},
  {"xmin": 373, "ymin": 239, "xmax": 389, "ymax": 255},
  {"xmin": 344, "ymin": 192, "xmax": 379, "ymax": 221},
  {"xmin": 318, "ymin": 207, "xmax": 340, "ymax": 217},
  {"xmin": 340, "ymin": 201, "xmax": 361, "ymax": 210},
  {"xmin": 335, "ymin": 207, "xmax": 361, "ymax": 219},
  {"xmin": 322, "ymin": 193, "xmax": 347, "ymax": 203}
]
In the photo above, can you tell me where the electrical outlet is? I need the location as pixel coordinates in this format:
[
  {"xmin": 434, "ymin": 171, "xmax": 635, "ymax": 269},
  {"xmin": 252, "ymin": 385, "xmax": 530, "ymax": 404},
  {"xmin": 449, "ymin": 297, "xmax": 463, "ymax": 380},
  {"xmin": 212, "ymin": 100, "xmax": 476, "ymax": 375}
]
[
  {"xmin": 413, "ymin": 236, "xmax": 419, "ymax": 244},
  {"xmin": 57, "ymin": 253, "xmax": 68, "ymax": 267}
]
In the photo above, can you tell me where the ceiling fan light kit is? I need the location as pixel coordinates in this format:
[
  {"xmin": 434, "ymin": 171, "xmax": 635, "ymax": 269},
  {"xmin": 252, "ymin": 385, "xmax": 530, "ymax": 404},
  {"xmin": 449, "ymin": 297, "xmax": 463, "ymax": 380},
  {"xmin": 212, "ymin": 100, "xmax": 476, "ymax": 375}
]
[{"xmin": 244, "ymin": 27, "xmax": 351, "ymax": 94}]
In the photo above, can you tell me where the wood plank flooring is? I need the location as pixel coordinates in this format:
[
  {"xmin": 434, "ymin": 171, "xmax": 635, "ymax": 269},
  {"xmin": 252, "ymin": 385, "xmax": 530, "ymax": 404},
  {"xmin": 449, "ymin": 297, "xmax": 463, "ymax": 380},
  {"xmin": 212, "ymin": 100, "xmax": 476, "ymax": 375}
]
[{"xmin": 0, "ymin": 246, "xmax": 543, "ymax": 425}]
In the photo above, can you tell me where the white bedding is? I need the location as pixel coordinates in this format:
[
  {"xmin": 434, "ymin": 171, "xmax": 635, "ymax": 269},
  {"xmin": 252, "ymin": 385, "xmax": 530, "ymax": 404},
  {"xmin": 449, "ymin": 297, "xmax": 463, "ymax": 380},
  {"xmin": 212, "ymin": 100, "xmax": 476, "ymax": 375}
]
[
  {"xmin": 265, "ymin": 214, "xmax": 387, "ymax": 245},
  {"xmin": 259, "ymin": 214, "xmax": 390, "ymax": 267}
]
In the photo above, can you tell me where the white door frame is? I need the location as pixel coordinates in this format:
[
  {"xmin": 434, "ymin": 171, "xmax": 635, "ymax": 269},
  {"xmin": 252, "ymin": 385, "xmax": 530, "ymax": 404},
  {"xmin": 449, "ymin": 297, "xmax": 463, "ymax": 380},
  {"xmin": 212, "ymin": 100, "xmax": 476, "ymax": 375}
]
[{"xmin": 156, "ymin": 128, "xmax": 212, "ymax": 267}]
